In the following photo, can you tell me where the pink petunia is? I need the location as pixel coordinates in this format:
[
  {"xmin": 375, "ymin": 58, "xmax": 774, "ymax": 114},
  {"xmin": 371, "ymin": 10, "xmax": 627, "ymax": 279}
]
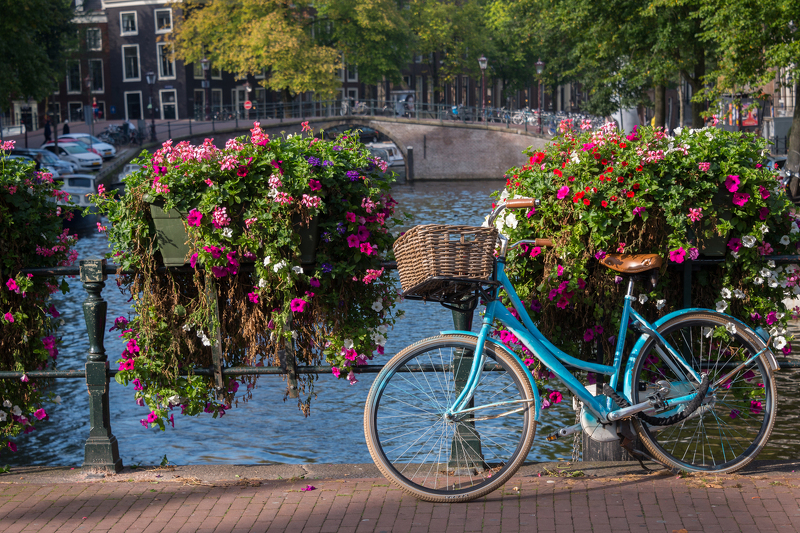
[
  {"xmin": 556, "ymin": 186, "xmax": 570, "ymax": 200},
  {"xmin": 3, "ymin": 312, "xmax": 12, "ymax": 323},
  {"xmin": 290, "ymin": 298, "xmax": 307, "ymax": 312},
  {"xmin": 346, "ymin": 234, "xmax": 360, "ymax": 248},
  {"xmin": 33, "ymin": 408, "xmax": 47, "ymax": 420},
  {"xmin": 732, "ymin": 192, "xmax": 750, "ymax": 206},
  {"xmin": 248, "ymin": 292, "xmax": 259, "ymax": 304},
  {"xmin": 728, "ymin": 237, "xmax": 742, "ymax": 252},
  {"xmin": 548, "ymin": 390, "xmax": 562, "ymax": 404},
  {"xmin": 724, "ymin": 174, "xmax": 740, "ymax": 192},
  {"xmin": 331, "ymin": 367, "xmax": 341, "ymax": 378},
  {"xmin": 557, "ymin": 265, "xmax": 564, "ymax": 276},
  {"xmin": 345, "ymin": 212, "xmax": 356, "ymax": 223},
  {"xmin": 186, "ymin": 209, "xmax": 203, "ymax": 227},
  {"xmin": 698, "ymin": 162, "xmax": 711, "ymax": 172},
  {"xmin": 759, "ymin": 207, "xmax": 769, "ymax": 221},
  {"xmin": 360, "ymin": 242, "xmax": 375, "ymax": 255},
  {"xmin": 309, "ymin": 179, "xmax": 322, "ymax": 191},
  {"xmin": 687, "ymin": 208, "xmax": 703, "ymax": 222},
  {"xmin": 750, "ymin": 400, "xmax": 763, "ymax": 415},
  {"xmin": 6, "ymin": 278, "xmax": 17, "ymax": 292},
  {"xmin": 309, "ymin": 278, "xmax": 321, "ymax": 288},
  {"xmin": 530, "ymin": 246, "xmax": 542, "ymax": 258},
  {"xmin": 7, "ymin": 442, "xmax": 16, "ymax": 452},
  {"xmin": 759, "ymin": 185, "xmax": 770, "ymax": 200},
  {"xmin": 669, "ymin": 248, "xmax": 686, "ymax": 263}
]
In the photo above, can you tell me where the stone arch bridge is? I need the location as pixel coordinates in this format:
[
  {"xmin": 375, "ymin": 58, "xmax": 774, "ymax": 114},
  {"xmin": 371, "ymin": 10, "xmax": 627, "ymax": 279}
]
[{"xmin": 206, "ymin": 117, "xmax": 549, "ymax": 181}]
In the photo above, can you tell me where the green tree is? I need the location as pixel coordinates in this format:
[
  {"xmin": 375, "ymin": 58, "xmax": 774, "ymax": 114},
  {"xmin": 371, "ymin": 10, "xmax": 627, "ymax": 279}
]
[
  {"xmin": 0, "ymin": 0, "xmax": 76, "ymax": 112},
  {"xmin": 172, "ymin": 0, "xmax": 409, "ymax": 99}
]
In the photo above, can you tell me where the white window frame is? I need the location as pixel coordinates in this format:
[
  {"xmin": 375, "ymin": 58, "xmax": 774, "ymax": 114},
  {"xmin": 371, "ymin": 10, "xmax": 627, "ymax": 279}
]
[
  {"xmin": 159, "ymin": 89, "xmax": 178, "ymax": 120},
  {"xmin": 347, "ymin": 64, "xmax": 358, "ymax": 82},
  {"xmin": 157, "ymin": 43, "xmax": 176, "ymax": 80},
  {"xmin": 66, "ymin": 60, "xmax": 82, "ymax": 94},
  {"xmin": 86, "ymin": 27, "xmax": 102, "ymax": 51},
  {"xmin": 211, "ymin": 67, "xmax": 221, "ymax": 80},
  {"xmin": 120, "ymin": 11, "xmax": 138, "ymax": 36},
  {"xmin": 88, "ymin": 58, "xmax": 104, "ymax": 93},
  {"xmin": 123, "ymin": 91, "xmax": 142, "ymax": 121},
  {"xmin": 122, "ymin": 44, "xmax": 140, "ymax": 82},
  {"xmin": 211, "ymin": 88, "xmax": 223, "ymax": 111},
  {"xmin": 254, "ymin": 68, "xmax": 265, "ymax": 80},
  {"xmin": 154, "ymin": 8, "xmax": 173, "ymax": 34}
]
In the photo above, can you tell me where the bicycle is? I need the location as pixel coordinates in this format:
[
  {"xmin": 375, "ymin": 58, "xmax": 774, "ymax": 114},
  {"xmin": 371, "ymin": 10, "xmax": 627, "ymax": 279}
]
[{"xmin": 364, "ymin": 198, "xmax": 779, "ymax": 502}]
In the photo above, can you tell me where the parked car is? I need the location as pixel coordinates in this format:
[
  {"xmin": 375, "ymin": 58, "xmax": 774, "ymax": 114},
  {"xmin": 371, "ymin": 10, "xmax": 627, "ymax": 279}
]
[
  {"xmin": 42, "ymin": 143, "xmax": 103, "ymax": 171},
  {"xmin": 116, "ymin": 163, "xmax": 141, "ymax": 184},
  {"xmin": 50, "ymin": 133, "xmax": 117, "ymax": 160},
  {"xmin": 54, "ymin": 174, "xmax": 99, "ymax": 232},
  {"xmin": 2, "ymin": 154, "xmax": 61, "ymax": 180},
  {"xmin": 10, "ymin": 147, "xmax": 75, "ymax": 175}
]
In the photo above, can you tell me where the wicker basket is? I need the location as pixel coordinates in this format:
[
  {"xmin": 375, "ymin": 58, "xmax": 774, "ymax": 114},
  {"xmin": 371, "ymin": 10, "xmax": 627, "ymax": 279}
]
[{"xmin": 393, "ymin": 225, "xmax": 498, "ymax": 299}]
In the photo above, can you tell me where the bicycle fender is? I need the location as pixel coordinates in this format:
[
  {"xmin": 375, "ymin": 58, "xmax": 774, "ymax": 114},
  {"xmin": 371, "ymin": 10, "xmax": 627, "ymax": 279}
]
[
  {"xmin": 440, "ymin": 330, "xmax": 541, "ymax": 422},
  {"xmin": 622, "ymin": 308, "xmax": 778, "ymax": 400}
]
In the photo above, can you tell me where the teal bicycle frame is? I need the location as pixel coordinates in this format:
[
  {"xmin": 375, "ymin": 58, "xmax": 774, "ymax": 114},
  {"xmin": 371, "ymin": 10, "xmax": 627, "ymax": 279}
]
[{"xmin": 440, "ymin": 256, "xmax": 723, "ymax": 425}]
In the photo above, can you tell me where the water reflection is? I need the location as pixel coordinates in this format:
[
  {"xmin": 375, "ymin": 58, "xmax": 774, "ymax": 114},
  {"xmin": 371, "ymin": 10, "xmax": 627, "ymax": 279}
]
[{"xmin": 9, "ymin": 180, "xmax": 800, "ymax": 467}]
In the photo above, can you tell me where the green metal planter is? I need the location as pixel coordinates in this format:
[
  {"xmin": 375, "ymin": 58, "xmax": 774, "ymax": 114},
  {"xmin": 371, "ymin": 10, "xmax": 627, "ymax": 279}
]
[{"xmin": 149, "ymin": 202, "xmax": 191, "ymax": 267}]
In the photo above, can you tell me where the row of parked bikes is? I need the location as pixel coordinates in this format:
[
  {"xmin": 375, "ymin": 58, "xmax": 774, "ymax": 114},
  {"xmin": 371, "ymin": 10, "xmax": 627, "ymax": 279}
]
[{"xmin": 96, "ymin": 121, "xmax": 145, "ymax": 147}]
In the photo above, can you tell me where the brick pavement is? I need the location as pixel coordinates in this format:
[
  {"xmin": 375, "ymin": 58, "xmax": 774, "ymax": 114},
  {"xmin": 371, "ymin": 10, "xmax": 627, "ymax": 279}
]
[{"xmin": 1, "ymin": 470, "xmax": 799, "ymax": 533}]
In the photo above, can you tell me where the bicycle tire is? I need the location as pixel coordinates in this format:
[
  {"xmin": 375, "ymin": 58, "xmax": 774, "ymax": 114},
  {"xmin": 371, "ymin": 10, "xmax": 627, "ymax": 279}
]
[
  {"xmin": 631, "ymin": 312, "xmax": 776, "ymax": 473},
  {"xmin": 364, "ymin": 334, "xmax": 537, "ymax": 503}
]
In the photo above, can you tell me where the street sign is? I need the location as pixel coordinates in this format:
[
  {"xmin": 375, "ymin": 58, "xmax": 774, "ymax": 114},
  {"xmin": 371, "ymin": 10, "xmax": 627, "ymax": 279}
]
[{"xmin": 243, "ymin": 100, "xmax": 253, "ymax": 110}]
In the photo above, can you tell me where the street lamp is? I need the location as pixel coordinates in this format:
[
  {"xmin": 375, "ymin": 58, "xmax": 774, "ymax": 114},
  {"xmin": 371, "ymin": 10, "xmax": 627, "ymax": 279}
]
[
  {"xmin": 145, "ymin": 70, "xmax": 157, "ymax": 142},
  {"xmin": 201, "ymin": 58, "xmax": 211, "ymax": 121},
  {"xmin": 478, "ymin": 55, "xmax": 488, "ymax": 122},
  {"xmin": 243, "ymin": 81, "xmax": 252, "ymax": 119},
  {"xmin": 535, "ymin": 58, "xmax": 545, "ymax": 134}
]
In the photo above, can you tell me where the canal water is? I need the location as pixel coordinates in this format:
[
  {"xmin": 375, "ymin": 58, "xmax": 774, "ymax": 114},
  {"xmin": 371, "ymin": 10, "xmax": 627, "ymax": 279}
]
[{"xmin": 10, "ymin": 180, "xmax": 800, "ymax": 467}]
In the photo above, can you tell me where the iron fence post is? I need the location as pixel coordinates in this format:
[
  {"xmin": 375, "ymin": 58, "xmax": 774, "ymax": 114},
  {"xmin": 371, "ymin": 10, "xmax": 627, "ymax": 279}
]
[
  {"xmin": 448, "ymin": 302, "xmax": 485, "ymax": 472},
  {"xmin": 80, "ymin": 258, "xmax": 123, "ymax": 473}
]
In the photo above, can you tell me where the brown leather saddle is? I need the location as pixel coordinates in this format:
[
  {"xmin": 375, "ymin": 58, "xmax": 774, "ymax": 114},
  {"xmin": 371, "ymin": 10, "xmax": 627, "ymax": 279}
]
[{"xmin": 599, "ymin": 253, "xmax": 663, "ymax": 274}]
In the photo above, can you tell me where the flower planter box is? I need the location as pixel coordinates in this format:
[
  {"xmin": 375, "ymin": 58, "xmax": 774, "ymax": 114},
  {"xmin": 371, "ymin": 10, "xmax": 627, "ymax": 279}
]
[{"xmin": 149, "ymin": 201, "xmax": 191, "ymax": 267}]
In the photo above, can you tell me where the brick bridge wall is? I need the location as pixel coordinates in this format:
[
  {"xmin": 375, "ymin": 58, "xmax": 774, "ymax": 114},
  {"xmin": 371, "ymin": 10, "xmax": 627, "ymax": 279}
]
[{"xmin": 192, "ymin": 118, "xmax": 549, "ymax": 181}]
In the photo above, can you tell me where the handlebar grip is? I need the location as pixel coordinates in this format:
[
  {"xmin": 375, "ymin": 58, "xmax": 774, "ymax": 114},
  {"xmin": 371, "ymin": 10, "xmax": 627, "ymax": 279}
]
[
  {"xmin": 504, "ymin": 198, "xmax": 538, "ymax": 208},
  {"xmin": 535, "ymin": 238, "xmax": 553, "ymax": 247}
]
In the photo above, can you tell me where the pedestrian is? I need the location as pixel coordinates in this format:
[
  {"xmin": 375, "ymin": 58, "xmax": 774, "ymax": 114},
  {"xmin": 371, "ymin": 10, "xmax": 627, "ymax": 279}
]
[
  {"xmin": 62, "ymin": 120, "xmax": 70, "ymax": 135},
  {"xmin": 43, "ymin": 117, "xmax": 52, "ymax": 143}
]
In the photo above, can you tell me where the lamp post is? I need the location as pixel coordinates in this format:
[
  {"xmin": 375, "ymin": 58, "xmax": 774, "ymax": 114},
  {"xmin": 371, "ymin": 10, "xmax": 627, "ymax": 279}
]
[
  {"xmin": 145, "ymin": 71, "xmax": 156, "ymax": 142},
  {"xmin": 478, "ymin": 55, "xmax": 488, "ymax": 122},
  {"xmin": 84, "ymin": 75, "xmax": 95, "ymax": 150},
  {"xmin": 535, "ymin": 58, "xmax": 545, "ymax": 134},
  {"xmin": 201, "ymin": 58, "xmax": 211, "ymax": 121},
  {"xmin": 243, "ymin": 81, "xmax": 252, "ymax": 119}
]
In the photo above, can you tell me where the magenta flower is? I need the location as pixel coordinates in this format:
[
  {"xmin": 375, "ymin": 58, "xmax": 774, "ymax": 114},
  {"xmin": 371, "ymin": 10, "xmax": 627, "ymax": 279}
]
[
  {"xmin": 557, "ymin": 265, "xmax": 564, "ymax": 276},
  {"xmin": 147, "ymin": 411, "xmax": 158, "ymax": 423},
  {"xmin": 310, "ymin": 278, "xmax": 321, "ymax": 288},
  {"xmin": 594, "ymin": 250, "xmax": 606, "ymax": 260},
  {"xmin": 290, "ymin": 298, "xmax": 307, "ymax": 312},
  {"xmin": 732, "ymin": 192, "xmax": 750, "ymax": 206},
  {"xmin": 583, "ymin": 329, "xmax": 594, "ymax": 342},
  {"xmin": 186, "ymin": 209, "xmax": 203, "ymax": 227},
  {"xmin": 3, "ymin": 312, "xmax": 12, "ymax": 323},
  {"xmin": 7, "ymin": 442, "xmax": 16, "ymax": 452},
  {"xmin": 331, "ymin": 366, "xmax": 340, "ymax": 378},
  {"xmin": 345, "ymin": 212, "xmax": 356, "ymax": 223},
  {"xmin": 348, "ymin": 370, "xmax": 358, "ymax": 385},
  {"xmin": 119, "ymin": 359, "xmax": 134, "ymax": 371},
  {"xmin": 730, "ymin": 409, "xmax": 741, "ymax": 419},
  {"xmin": 47, "ymin": 305, "xmax": 60, "ymax": 318},
  {"xmin": 688, "ymin": 247, "xmax": 699, "ymax": 260},
  {"xmin": 309, "ymin": 179, "xmax": 322, "ymax": 191},
  {"xmin": 632, "ymin": 206, "xmax": 646, "ymax": 218},
  {"xmin": 766, "ymin": 311, "xmax": 777, "ymax": 325},
  {"xmin": 759, "ymin": 185, "xmax": 770, "ymax": 200},
  {"xmin": 577, "ymin": 279, "xmax": 586, "ymax": 289},
  {"xmin": 548, "ymin": 390, "xmax": 563, "ymax": 404},
  {"xmin": 724, "ymin": 175, "xmax": 740, "ymax": 192},
  {"xmin": 728, "ymin": 237, "xmax": 742, "ymax": 252},
  {"xmin": 211, "ymin": 265, "xmax": 228, "ymax": 278},
  {"xmin": 698, "ymin": 162, "xmax": 711, "ymax": 172},
  {"xmin": 687, "ymin": 208, "xmax": 703, "ymax": 222},
  {"xmin": 20, "ymin": 374, "xmax": 29, "ymax": 383},
  {"xmin": 750, "ymin": 400, "xmax": 763, "ymax": 415},
  {"xmin": 669, "ymin": 248, "xmax": 686, "ymax": 263},
  {"xmin": 530, "ymin": 299, "xmax": 542, "ymax": 312},
  {"xmin": 530, "ymin": 246, "xmax": 542, "ymax": 258},
  {"xmin": 556, "ymin": 186, "xmax": 570, "ymax": 199},
  {"xmin": 248, "ymin": 292, "xmax": 259, "ymax": 304},
  {"xmin": 357, "ymin": 225, "xmax": 370, "ymax": 241},
  {"xmin": 190, "ymin": 253, "xmax": 198, "ymax": 269},
  {"xmin": 346, "ymin": 234, "xmax": 360, "ymax": 248},
  {"xmin": 133, "ymin": 378, "xmax": 143, "ymax": 391},
  {"xmin": 33, "ymin": 408, "xmax": 47, "ymax": 420},
  {"xmin": 526, "ymin": 207, "xmax": 536, "ymax": 218},
  {"xmin": 6, "ymin": 278, "xmax": 18, "ymax": 291},
  {"xmin": 758, "ymin": 242, "xmax": 773, "ymax": 255},
  {"xmin": 759, "ymin": 207, "xmax": 769, "ymax": 221},
  {"xmin": 300, "ymin": 485, "xmax": 316, "ymax": 492},
  {"xmin": 360, "ymin": 242, "xmax": 375, "ymax": 255}
]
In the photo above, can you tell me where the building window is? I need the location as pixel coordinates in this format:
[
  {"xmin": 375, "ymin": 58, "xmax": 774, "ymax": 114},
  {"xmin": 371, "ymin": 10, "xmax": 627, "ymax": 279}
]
[
  {"xmin": 346, "ymin": 64, "xmax": 358, "ymax": 82},
  {"xmin": 86, "ymin": 28, "xmax": 101, "ymax": 51},
  {"xmin": 211, "ymin": 66, "xmax": 221, "ymax": 80},
  {"xmin": 193, "ymin": 62, "xmax": 202, "ymax": 79},
  {"xmin": 122, "ymin": 45, "xmax": 140, "ymax": 81},
  {"xmin": 120, "ymin": 12, "xmax": 137, "ymax": 35},
  {"xmin": 157, "ymin": 43, "xmax": 175, "ymax": 79},
  {"xmin": 125, "ymin": 91, "xmax": 142, "ymax": 120},
  {"xmin": 211, "ymin": 89, "xmax": 223, "ymax": 113},
  {"xmin": 155, "ymin": 9, "xmax": 172, "ymax": 33},
  {"xmin": 160, "ymin": 89, "xmax": 177, "ymax": 120},
  {"xmin": 66, "ymin": 60, "xmax": 81, "ymax": 94},
  {"xmin": 68, "ymin": 102, "xmax": 84, "ymax": 122},
  {"xmin": 88, "ymin": 59, "xmax": 104, "ymax": 92}
]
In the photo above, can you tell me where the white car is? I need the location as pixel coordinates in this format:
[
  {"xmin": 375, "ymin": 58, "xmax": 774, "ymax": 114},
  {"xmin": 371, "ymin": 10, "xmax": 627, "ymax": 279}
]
[
  {"xmin": 116, "ymin": 163, "xmax": 141, "ymax": 184},
  {"xmin": 54, "ymin": 133, "xmax": 117, "ymax": 160},
  {"xmin": 42, "ymin": 143, "xmax": 103, "ymax": 171}
]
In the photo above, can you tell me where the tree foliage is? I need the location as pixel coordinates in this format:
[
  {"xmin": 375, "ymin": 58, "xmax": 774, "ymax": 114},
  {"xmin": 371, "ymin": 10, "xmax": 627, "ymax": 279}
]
[{"xmin": 0, "ymin": 0, "xmax": 76, "ymax": 112}]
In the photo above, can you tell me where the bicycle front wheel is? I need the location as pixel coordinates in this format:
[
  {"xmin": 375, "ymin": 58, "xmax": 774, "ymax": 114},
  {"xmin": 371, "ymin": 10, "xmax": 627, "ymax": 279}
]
[
  {"xmin": 631, "ymin": 312, "xmax": 776, "ymax": 473},
  {"xmin": 364, "ymin": 334, "xmax": 536, "ymax": 502}
]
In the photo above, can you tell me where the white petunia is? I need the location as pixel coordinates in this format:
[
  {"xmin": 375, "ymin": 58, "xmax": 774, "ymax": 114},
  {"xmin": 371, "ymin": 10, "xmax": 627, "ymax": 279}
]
[
  {"xmin": 54, "ymin": 395, "xmax": 61, "ymax": 404},
  {"xmin": 291, "ymin": 330, "xmax": 298, "ymax": 340},
  {"xmin": 792, "ymin": 222, "xmax": 800, "ymax": 234},
  {"xmin": 733, "ymin": 289, "xmax": 745, "ymax": 299},
  {"xmin": 292, "ymin": 265, "xmax": 303, "ymax": 275},
  {"xmin": 759, "ymin": 268, "xmax": 771, "ymax": 277},
  {"xmin": 781, "ymin": 235, "xmax": 790, "ymax": 245},
  {"xmin": 768, "ymin": 277, "xmax": 779, "ymax": 288},
  {"xmin": 725, "ymin": 322, "xmax": 737, "ymax": 334},
  {"xmin": 201, "ymin": 335, "xmax": 212, "ymax": 347},
  {"xmin": 777, "ymin": 312, "xmax": 785, "ymax": 319},
  {"xmin": 372, "ymin": 300, "xmax": 384, "ymax": 312},
  {"xmin": 222, "ymin": 228, "xmax": 233, "ymax": 238},
  {"xmin": 481, "ymin": 214, "xmax": 491, "ymax": 228},
  {"xmin": 11, "ymin": 405, "xmax": 21, "ymax": 416},
  {"xmin": 774, "ymin": 336, "xmax": 787, "ymax": 350},
  {"xmin": 721, "ymin": 288, "xmax": 732, "ymax": 299},
  {"xmin": 703, "ymin": 327, "xmax": 713, "ymax": 338},
  {"xmin": 638, "ymin": 294, "xmax": 649, "ymax": 304},
  {"xmin": 258, "ymin": 278, "xmax": 268, "ymax": 289},
  {"xmin": 505, "ymin": 212, "xmax": 518, "ymax": 229},
  {"xmin": 656, "ymin": 299, "xmax": 666, "ymax": 310},
  {"xmin": 273, "ymin": 260, "xmax": 286, "ymax": 273},
  {"xmin": 182, "ymin": 323, "xmax": 192, "ymax": 332},
  {"xmin": 499, "ymin": 188, "xmax": 510, "ymax": 202},
  {"xmin": 0, "ymin": 411, "xmax": 5, "ymax": 422},
  {"xmin": 786, "ymin": 264, "xmax": 799, "ymax": 274},
  {"xmin": 674, "ymin": 127, "xmax": 683, "ymax": 136},
  {"xmin": 343, "ymin": 338, "xmax": 354, "ymax": 350},
  {"xmin": 716, "ymin": 300, "xmax": 728, "ymax": 312},
  {"xmin": 263, "ymin": 256, "xmax": 271, "ymax": 266},
  {"xmin": 742, "ymin": 235, "xmax": 757, "ymax": 248},
  {"xmin": 754, "ymin": 276, "xmax": 764, "ymax": 285},
  {"xmin": 3, "ymin": 400, "xmax": 10, "ymax": 408},
  {"xmin": 759, "ymin": 224, "xmax": 769, "ymax": 234},
  {"xmin": 167, "ymin": 395, "xmax": 182, "ymax": 407},
  {"xmin": 768, "ymin": 260, "xmax": 776, "ymax": 268},
  {"xmin": 731, "ymin": 251, "xmax": 739, "ymax": 259},
  {"xmin": 377, "ymin": 325, "xmax": 388, "ymax": 334}
]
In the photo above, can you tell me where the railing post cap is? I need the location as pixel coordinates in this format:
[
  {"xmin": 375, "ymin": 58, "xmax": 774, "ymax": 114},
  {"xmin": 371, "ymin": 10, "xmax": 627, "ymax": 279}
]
[{"xmin": 80, "ymin": 258, "xmax": 108, "ymax": 283}]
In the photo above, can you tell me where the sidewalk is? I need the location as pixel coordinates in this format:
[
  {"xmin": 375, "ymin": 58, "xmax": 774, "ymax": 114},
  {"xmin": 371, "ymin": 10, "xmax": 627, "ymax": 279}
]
[{"xmin": 2, "ymin": 462, "xmax": 799, "ymax": 532}]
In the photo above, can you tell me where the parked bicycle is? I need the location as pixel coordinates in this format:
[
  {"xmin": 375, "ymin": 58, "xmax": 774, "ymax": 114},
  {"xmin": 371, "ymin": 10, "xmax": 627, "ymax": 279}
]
[{"xmin": 364, "ymin": 198, "xmax": 779, "ymax": 502}]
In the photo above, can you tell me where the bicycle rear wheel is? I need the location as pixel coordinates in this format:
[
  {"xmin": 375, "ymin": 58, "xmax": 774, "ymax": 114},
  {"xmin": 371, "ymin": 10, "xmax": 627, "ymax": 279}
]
[
  {"xmin": 631, "ymin": 312, "xmax": 776, "ymax": 473},
  {"xmin": 364, "ymin": 334, "xmax": 536, "ymax": 502}
]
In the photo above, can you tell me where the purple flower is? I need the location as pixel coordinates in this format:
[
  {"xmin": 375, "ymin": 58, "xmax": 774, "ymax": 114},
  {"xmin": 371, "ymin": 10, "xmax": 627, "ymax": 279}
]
[
  {"xmin": 688, "ymin": 247, "xmax": 699, "ymax": 260},
  {"xmin": 595, "ymin": 250, "xmax": 606, "ymax": 260},
  {"xmin": 332, "ymin": 146, "xmax": 342, "ymax": 151},
  {"xmin": 632, "ymin": 206, "xmax": 646, "ymax": 218},
  {"xmin": 346, "ymin": 170, "xmax": 359, "ymax": 181},
  {"xmin": 530, "ymin": 299, "xmax": 542, "ymax": 313},
  {"xmin": 322, "ymin": 160, "xmax": 333, "ymax": 167},
  {"xmin": 336, "ymin": 222, "xmax": 346, "ymax": 234},
  {"xmin": 322, "ymin": 263, "xmax": 333, "ymax": 273},
  {"xmin": 307, "ymin": 156, "xmax": 320, "ymax": 166}
]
